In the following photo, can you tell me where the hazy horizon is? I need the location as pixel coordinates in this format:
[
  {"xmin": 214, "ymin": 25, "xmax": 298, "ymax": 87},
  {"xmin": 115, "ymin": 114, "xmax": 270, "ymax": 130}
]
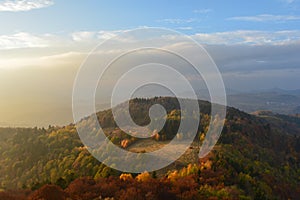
[{"xmin": 1, "ymin": 0, "xmax": 300, "ymax": 127}]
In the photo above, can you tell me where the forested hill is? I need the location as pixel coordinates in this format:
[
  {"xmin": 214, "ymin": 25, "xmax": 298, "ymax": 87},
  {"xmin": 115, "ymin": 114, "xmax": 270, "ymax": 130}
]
[{"xmin": 0, "ymin": 97, "xmax": 300, "ymax": 199}]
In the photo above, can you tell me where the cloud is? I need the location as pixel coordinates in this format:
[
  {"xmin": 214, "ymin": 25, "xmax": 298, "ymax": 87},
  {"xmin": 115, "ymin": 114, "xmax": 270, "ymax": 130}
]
[
  {"xmin": 2, "ymin": 28, "xmax": 300, "ymax": 128},
  {"xmin": 0, "ymin": 29, "xmax": 300, "ymax": 102},
  {"xmin": 149, "ymin": 36, "xmax": 300, "ymax": 74},
  {"xmin": 281, "ymin": 0, "xmax": 295, "ymax": 4},
  {"xmin": 0, "ymin": 32, "xmax": 51, "ymax": 49},
  {"xmin": 71, "ymin": 31, "xmax": 97, "ymax": 42},
  {"xmin": 71, "ymin": 30, "xmax": 131, "ymax": 42},
  {"xmin": 70, "ymin": 29, "xmax": 300, "ymax": 46},
  {"xmin": 157, "ymin": 18, "xmax": 198, "ymax": 24},
  {"xmin": 205, "ymin": 43, "xmax": 300, "ymax": 73},
  {"xmin": 0, "ymin": 30, "xmax": 134, "ymax": 50},
  {"xmin": 0, "ymin": 51, "xmax": 89, "ymax": 70},
  {"xmin": 193, "ymin": 9, "xmax": 212, "ymax": 14},
  {"xmin": 192, "ymin": 30, "xmax": 300, "ymax": 45},
  {"xmin": 0, "ymin": 0, "xmax": 53, "ymax": 12},
  {"xmin": 2, "ymin": 29, "xmax": 300, "ymax": 51},
  {"xmin": 176, "ymin": 27, "xmax": 193, "ymax": 30},
  {"xmin": 227, "ymin": 14, "xmax": 300, "ymax": 22},
  {"xmin": 158, "ymin": 38, "xmax": 300, "ymax": 90}
]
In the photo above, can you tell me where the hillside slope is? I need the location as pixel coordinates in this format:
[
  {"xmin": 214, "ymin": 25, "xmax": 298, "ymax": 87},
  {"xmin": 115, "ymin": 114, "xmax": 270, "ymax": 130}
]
[{"xmin": 0, "ymin": 97, "xmax": 299, "ymax": 199}]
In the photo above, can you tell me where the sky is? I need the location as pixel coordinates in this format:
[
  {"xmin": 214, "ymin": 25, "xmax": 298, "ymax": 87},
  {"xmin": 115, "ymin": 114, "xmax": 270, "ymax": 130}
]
[{"xmin": 0, "ymin": 0, "xmax": 300, "ymax": 127}]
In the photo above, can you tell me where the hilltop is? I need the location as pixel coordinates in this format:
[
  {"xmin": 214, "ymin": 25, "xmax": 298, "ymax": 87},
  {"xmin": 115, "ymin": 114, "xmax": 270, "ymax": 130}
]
[{"xmin": 0, "ymin": 97, "xmax": 299, "ymax": 199}]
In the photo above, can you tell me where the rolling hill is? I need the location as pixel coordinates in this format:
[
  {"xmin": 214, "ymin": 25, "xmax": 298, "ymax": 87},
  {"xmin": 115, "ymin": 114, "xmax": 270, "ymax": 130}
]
[{"xmin": 0, "ymin": 97, "xmax": 299, "ymax": 199}]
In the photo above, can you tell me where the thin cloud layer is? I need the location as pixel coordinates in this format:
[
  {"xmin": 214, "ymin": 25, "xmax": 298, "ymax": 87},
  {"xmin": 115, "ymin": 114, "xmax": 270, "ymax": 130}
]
[
  {"xmin": 71, "ymin": 29, "xmax": 300, "ymax": 46},
  {"xmin": 193, "ymin": 9, "xmax": 213, "ymax": 14},
  {"xmin": 1, "ymin": 28, "xmax": 300, "ymax": 127},
  {"xmin": 0, "ymin": 0, "xmax": 53, "ymax": 12},
  {"xmin": 0, "ymin": 32, "xmax": 50, "ymax": 49},
  {"xmin": 227, "ymin": 14, "xmax": 300, "ymax": 22},
  {"xmin": 281, "ymin": 0, "xmax": 296, "ymax": 4},
  {"xmin": 157, "ymin": 18, "xmax": 198, "ymax": 24},
  {"xmin": 193, "ymin": 30, "xmax": 300, "ymax": 45},
  {"xmin": 71, "ymin": 30, "xmax": 130, "ymax": 42},
  {"xmin": 1, "ymin": 29, "xmax": 300, "ymax": 50},
  {"xmin": 1, "ymin": 29, "xmax": 300, "ymax": 75}
]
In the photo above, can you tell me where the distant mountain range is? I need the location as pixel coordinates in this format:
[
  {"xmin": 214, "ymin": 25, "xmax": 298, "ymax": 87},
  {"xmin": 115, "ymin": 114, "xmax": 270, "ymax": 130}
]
[
  {"xmin": 181, "ymin": 88, "xmax": 300, "ymax": 115},
  {"xmin": 227, "ymin": 88, "xmax": 300, "ymax": 115}
]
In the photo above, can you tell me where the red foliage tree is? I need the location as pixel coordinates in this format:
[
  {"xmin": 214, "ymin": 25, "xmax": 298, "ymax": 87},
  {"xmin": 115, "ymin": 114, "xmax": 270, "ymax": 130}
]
[
  {"xmin": 28, "ymin": 184, "xmax": 67, "ymax": 200},
  {"xmin": 65, "ymin": 177, "xmax": 99, "ymax": 200}
]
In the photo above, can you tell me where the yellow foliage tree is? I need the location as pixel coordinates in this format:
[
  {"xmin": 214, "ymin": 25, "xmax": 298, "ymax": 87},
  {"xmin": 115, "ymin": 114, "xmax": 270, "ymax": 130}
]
[
  {"xmin": 136, "ymin": 171, "xmax": 151, "ymax": 182},
  {"xmin": 119, "ymin": 173, "xmax": 133, "ymax": 181},
  {"xmin": 187, "ymin": 163, "xmax": 198, "ymax": 175},
  {"xmin": 167, "ymin": 170, "xmax": 179, "ymax": 182}
]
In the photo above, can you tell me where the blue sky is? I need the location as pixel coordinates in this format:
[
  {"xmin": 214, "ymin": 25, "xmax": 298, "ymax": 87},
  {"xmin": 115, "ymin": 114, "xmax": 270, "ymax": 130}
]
[
  {"xmin": 0, "ymin": 0, "xmax": 300, "ymax": 127},
  {"xmin": 0, "ymin": 0, "xmax": 299, "ymax": 48},
  {"xmin": 0, "ymin": 0, "xmax": 299, "ymax": 35}
]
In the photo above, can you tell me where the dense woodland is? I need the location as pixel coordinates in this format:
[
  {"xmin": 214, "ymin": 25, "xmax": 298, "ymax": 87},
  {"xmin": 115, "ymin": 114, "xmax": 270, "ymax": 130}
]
[{"xmin": 0, "ymin": 97, "xmax": 300, "ymax": 199}]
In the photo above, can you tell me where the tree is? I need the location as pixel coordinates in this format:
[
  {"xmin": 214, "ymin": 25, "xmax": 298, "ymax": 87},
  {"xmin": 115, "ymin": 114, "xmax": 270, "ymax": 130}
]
[
  {"xmin": 29, "ymin": 184, "xmax": 67, "ymax": 200},
  {"xmin": 136, "ymin": 172, "xmax": 151, "ymax": 182},
  {"xmin": 120, "ymin": 173, "xmax": 133, "ymax": 181}
]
